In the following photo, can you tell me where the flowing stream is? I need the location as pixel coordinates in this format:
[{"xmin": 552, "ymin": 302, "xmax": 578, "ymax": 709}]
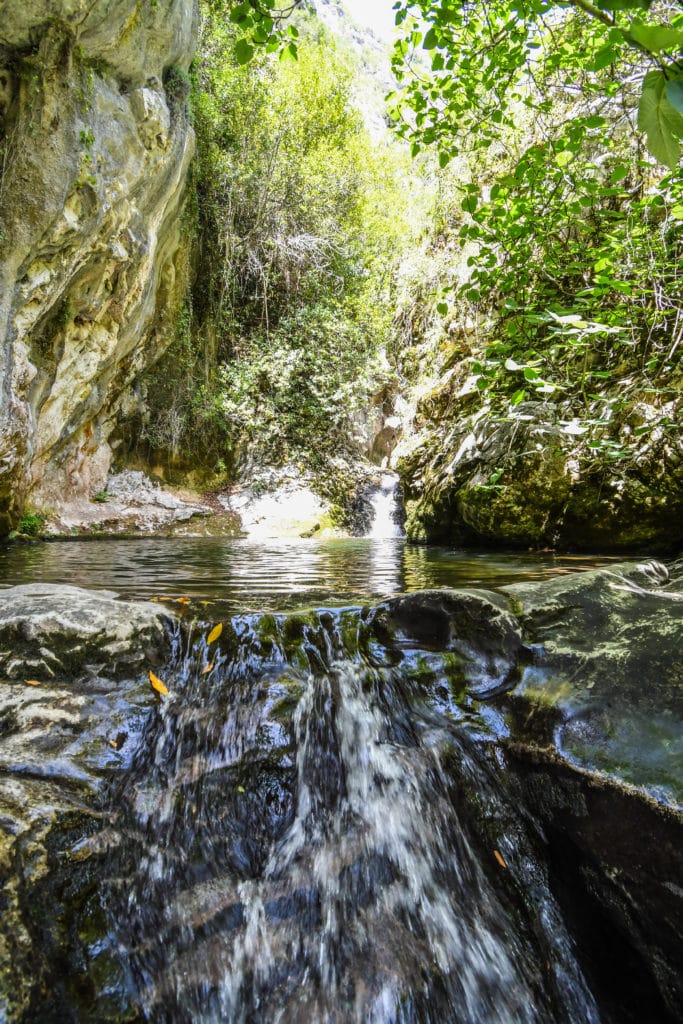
[
  {"xmin": 0, "ymin": 537, "xmax": 647, "ymax": 1021},
  {"xmin": 103, "ymin": 603, "xmax": 601, "ymax": 1024}
]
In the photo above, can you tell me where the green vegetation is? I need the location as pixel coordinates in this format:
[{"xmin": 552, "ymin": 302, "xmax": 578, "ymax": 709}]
[
  {"xmin": 142, "ymin": 0, "xmax": 410, "ymax": 482},
  {"xmin": 374, "ymin": 0, "xmax": 682, "ymax": 547},
  {"xmin": 139, "ymin": 0, "xmax": 681, "ymax": 548},
  {"xmin": 16, "ymin": 511, "xmax": 47, "ymax": 538}
]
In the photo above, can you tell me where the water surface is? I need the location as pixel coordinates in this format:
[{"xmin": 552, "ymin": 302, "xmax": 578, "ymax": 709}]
[{"xmin": 0, "ymin": 537, "xmax": 623, "ymax": 611}]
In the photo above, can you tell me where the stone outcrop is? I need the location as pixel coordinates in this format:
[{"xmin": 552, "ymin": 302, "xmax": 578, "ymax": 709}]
[
  {"xmin": 0, "ymin": 563, "xmax": 680, "ymax": 1020},
  {"xmin": 0, "ymin": 582, "xmax": 173, "ymax": 1021},
  {"xmin": 0, "ymin": 0, "xmax": 197, "ymax": 535},
  {"xmin": 398, "ymin": 385, "xmax": 683, "ymax": 551}
]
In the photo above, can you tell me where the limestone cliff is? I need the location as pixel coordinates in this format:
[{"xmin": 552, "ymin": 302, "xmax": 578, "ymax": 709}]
[{"xmin": 0, "ymin": 0, "xmax": 197, "ymax": 534}]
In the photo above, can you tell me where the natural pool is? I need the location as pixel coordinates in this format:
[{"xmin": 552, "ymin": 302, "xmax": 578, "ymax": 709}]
[{"xmin": 0, "ymin": 535, "xmax": 623, "ymax": 608}]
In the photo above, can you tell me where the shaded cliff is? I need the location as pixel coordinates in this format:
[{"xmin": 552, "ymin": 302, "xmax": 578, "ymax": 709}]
[{"xmin": 0, "ymin": 0, "xmax": 197, "ymax": 534}]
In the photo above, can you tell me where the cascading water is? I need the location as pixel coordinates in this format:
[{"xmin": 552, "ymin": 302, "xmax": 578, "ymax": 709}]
[
  {"xmin": 368, "ymin": 473, "xmax": 404, "ymax": 539},
  {"xmin": 106, "ymin": 610, "xmax": 600, "ymax": 1024}
]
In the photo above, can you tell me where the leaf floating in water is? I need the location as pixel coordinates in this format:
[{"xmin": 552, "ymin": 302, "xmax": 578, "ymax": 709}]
[
  {"xmin": 176, "ymin": 597, "xmax": 190, "ymax": 605},
  {"xmin": 201, "ymin": 662, "xmax": 215, "ymax": 675},
  {"xmin": 109, "ymin": 731, "xmax": 127, "ymax": 751},
  {"xmin": 149, "ymin": 670, "xmax": 170, "ymax": 697},
  {"xmin": 237, "ymin": 786, "xmax": 246, "ymax": 793},
  {"xmin": 25, "ymin": 679, "xmax": 42, "ymax": 686},
  {"xmin": 493, "ymin": 849, "xmax": 507, "ymax": 869},
  {"xmin": 207, "ymin": 623, "xmax": 223, "ymax": 644}
]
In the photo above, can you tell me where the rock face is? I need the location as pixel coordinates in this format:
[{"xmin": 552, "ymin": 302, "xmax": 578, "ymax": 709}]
[
  {"xmin": 398, "ymin": 392, "xmax": 683, "ymax": 551},
  {"xmin": 0, "ymin": 0, "xmax": 197, "ymax": 535},
  {"xmin": 0, "ymin": 564, "xmax": 680, "ymax": 1021},
  {"xmin": 0, "ymin": 583, "xmax": 172, "ymax": 1021}
]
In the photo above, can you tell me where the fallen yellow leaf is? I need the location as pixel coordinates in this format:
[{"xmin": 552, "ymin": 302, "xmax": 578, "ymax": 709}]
[
  {"xmin": 493, "ymin": 849, "xmax": 507, "ymax": 869},
  {"xmin": 25, "ymin": 679, "xmax": 42, "ymax": 687},
  {"xmin": 207, "ymin": 623, "xmax": 223, "ymax": 644},
  {"xmin": 201, "ymin": 662, "xmax": 215, "ymax": 675},
  {"xmin": 149, "ymin": 670, "xmax": 169, "ymax": 697}
]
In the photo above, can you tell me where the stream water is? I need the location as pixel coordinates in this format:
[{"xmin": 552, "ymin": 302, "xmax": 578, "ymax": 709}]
[
  {"xmin": 107, "ymin": 604, "xmax": 600, "ymax": 1024},
  {"xmin": 0, "ymin": 538, "xmax": 640, "ymax": 1022},
  {"xmin": 0, "ymin": 536, "xmax": 621, "ymax": 609}
]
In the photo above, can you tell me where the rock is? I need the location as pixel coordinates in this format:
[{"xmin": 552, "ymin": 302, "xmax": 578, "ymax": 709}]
[
  {"xmin": 0, "ymin": 583, "xmax": 174, "ymax": 1021},
  {"xmin": 0, "ymin": 0, "xmax": 196, "ymax": 535},
  {"xmin": 0, "ymin": 583, "xmax": 169, "ymax": 680},
  {"xmin": 497, "ymin": 559, "xmax": 683, "ymax": 802},
  {"xmin": 484, "ymin": 560, "xmax": 683, "ymax": 1022},
  {"xmin": 43, "ymin": 470, "xmax": 213, "ymax": 536},
  {"xmin": 362, "ymin": 588, "xmax": 524, "ymax": 697},
  {"xmin": 398, "ymin": 397, "xmax": 683, "ymax": 551},
  {"xmin": 0, "ymin": 569, "xmax": 680, "ymax": 1021}
]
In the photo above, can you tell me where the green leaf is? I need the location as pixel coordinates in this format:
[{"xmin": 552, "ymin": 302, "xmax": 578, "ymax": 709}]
[
  {"xmin": 598, "ymin": 0, "xmax": 651, "ymax": 9},
  {"xmin": 436, "ymin": 301, "xmax": 448, "ymax": 315},
  {"xmin": 628, "ymin": 22, "xmax": 683, "ymax": 52},
  {"xmin": 510, "ymin": 388, "xmax": 526, "ymax": 405},
  {"xmin": 638, "ymin": 70, "xmax": 683, "ymax": 168},
  {"xmin": 587, "ymin": 46, "xmax": 618, "ymax": 71},
  {"xmin": 665, "ymin": 79, "xmax": 683, "ymax": 115},
  {"xmin": 229, "ymin": 3, "xmax": 252, "ymax": 24},
  {"xmin": 422, "ymin": 26, "xmax": 438, "ymax": 50},
  {"xmin": 234, "ymin": 38, "xmax": 255, "ymax": 65},
  {"xmin": 279, "ymin": 41, "xmax": 298, "ymax": 62},
  {"xmin": 438, "ymin": 151, "xmax": 450, "ymax": 169},
  {"xmin": 610, "ymin": 164, "xmax": 629, "ymax": 183}
]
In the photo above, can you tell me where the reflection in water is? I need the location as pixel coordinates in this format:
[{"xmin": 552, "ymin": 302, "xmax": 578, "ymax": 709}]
[{"xmin": 0, "ymin": 537, "xmax": 623, "ymax": 611}]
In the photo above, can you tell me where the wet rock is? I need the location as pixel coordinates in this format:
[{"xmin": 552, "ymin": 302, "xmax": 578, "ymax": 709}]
[
  {"xmin": 363, "ymin": 588, "xmax": 524, "ymax": 697},
  {"xmin": 484, "ymin": 560, "xmax": 683, "ymax": 1022},
  {"xmin": 0, "ymin": 584, "xmax": 170, "ymax": 681},
  {"xmin": 0, "ymin": 584, "xmax": 174, "ymax": 1021},
  {"xmin": 0, "ymin": 569, "xmax": 680, "ymax": 1022},
  {"xmin": 498, "ymin": 559, "xmax": 683, "ymax": 803}
]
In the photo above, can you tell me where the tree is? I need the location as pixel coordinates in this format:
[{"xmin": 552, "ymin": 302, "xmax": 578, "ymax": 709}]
[{"xmin": 388, "ymin": 0, "xmax": 683, "ymax": 169}]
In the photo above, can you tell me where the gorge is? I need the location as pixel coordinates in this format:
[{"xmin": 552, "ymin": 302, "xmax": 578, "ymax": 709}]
[{"xmin": 0, "ymin": 0, "xmax": 682, "ymax": 1021}]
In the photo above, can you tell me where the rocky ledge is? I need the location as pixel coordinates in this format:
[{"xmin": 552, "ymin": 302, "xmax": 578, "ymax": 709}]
[{"xmin": 0, "ymin": 563, "xmax": 680, "ymax": 1021}]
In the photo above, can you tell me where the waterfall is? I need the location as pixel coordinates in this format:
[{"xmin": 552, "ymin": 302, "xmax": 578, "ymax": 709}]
[
  {"xmin": 106, "ymin": 612, "xmax": 599, "ymax": 1024},
  {"xmin": 368, "ymin": 473, "xmax": 404, "ymax": 539}
]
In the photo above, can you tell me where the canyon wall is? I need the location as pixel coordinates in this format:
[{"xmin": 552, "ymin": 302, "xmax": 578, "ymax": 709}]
[{"xmin": 0, "ymin": 0, "xmax": 197, "ymax": 533}]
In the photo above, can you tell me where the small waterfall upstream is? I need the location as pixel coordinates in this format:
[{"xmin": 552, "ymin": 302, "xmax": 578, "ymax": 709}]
[
  {"xmin": 106, "ymin": 611, "xmax": 600, "ymax": 1024},
  {"xmin": 368, "ymin": 473, "xmax": 404, "ymax": 539}
]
